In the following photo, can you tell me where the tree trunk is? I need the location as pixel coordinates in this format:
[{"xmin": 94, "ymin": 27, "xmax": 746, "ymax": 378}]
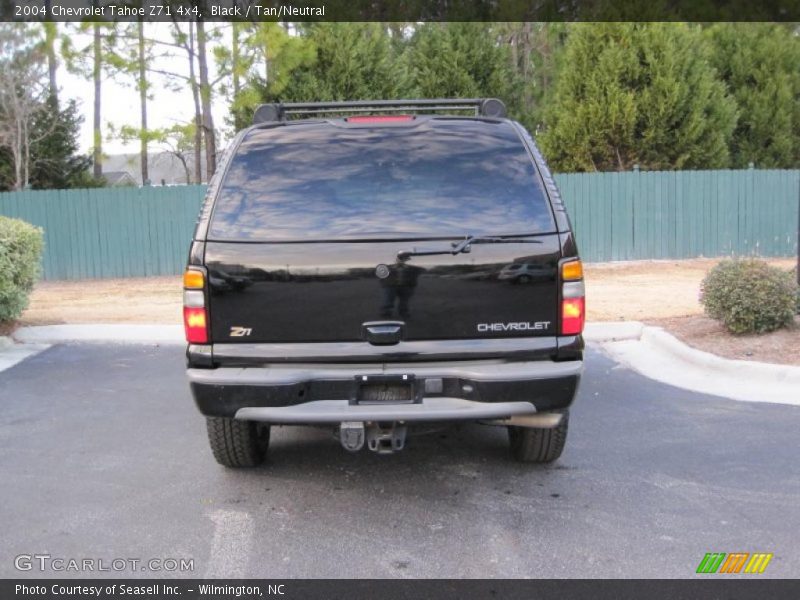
[
  {"xmin": 196, "ymin": 20, "xmax": 217, "ymax": 178},
  {"xmin": 14, "ymin": 115, "xmax": 23, "ymax": 190},
  {"xmin": 188, "ymin": 23, "xmax": 202, "ymax": 184},
  {"xmin": 138, "ymin": 20, "xmax": 149, "ymax": 185},
  {"xmin": 232, "ymin": 22, "xmax": 240, "ymax": 98},
  {"xmin": 176, "ymin": 154, "xmax": 190, "ymax": 185},
  {"xmin": 44, "ymin": 3, "xmax": 58, "ymax": 104},
  {"xmin": 23, "ymin": 117, "xmax": 30, "ymax": 188},
  {"xmin": 93, "ymin": 23, "xmax": 102, "ymax": 179},
  {"xmin": 521, "ymin": 22, "xmax": 532, "ymax": 113}
]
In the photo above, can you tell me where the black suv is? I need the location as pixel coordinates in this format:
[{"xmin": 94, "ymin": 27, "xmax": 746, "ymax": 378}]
[{"xmin": 184, "ymin": 99, "xmax": 584, "ymax": 467}]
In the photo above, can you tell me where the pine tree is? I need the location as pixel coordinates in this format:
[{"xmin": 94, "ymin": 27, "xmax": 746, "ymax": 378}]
[
  {"xmin": 28, "ymin": 97, "xmax": 93, "ymax": 190},
  {"xmin": 539, "ymin": 23, "xmax": 737, "ymax": 172},
  {"xmin": 220, "ymin": 23, "xmax": 315, "ymax": 130},
  {"xmin": 402, "ymin": 24, "xmax": 517, "ymax": 107},
  {"xmin": 276, "ymin": 23, "xmax": 403, "ymax": 102},
  {"xmin": 61, "ymin": 21, "xmax": 122, "ymax": 178},
  {"xmin": 707, "ymin": 23, "xmax": 800, "ymax": 168}
]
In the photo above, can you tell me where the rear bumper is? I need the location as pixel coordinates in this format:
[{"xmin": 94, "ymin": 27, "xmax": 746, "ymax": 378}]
[
  {"xmin": 188, "ymin": 359, "xmax": 582, "ymax": 422},
  {"xmin": 236, "ymin": 398, "xmax": 556, "ymax": 424}
]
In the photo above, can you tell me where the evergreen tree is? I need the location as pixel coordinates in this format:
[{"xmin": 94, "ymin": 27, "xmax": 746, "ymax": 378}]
[
  {"xmin": 402, "ymin": 24, "xmax": 517, "ymax": 109},
  {"xmin": 28, "ymin": 97, "xmax": 93, "ymax": 189},
  {"xmin": 274, "ymin": 23, "xmax": 404, "ymax": 103},
  {"xmin": 222, "ymin": 23, "xmax": 315, "ymax": 129},
  {"xmin": 496, "ymin": 23, "xmax": 566, "ymax": 133},
  {"xmin": 61, "ymin": 21, "xmax": 122, "ymax": 178},
  {"xmin": 539, "ymin": 23, "xmax": 737, "ymax": 172},
  {"xmin": 707, "ymin": 23, "xmax": 800, "ymax": 168}
]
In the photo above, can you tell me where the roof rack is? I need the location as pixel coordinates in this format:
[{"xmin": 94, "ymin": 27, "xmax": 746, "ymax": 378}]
[{"xmin": 252, "ymin": 98, "xmax": 507, "ymax": 124}]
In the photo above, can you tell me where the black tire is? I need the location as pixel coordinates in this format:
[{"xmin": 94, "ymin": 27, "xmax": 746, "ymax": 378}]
[
  {"xmin": 206, "ymin": 417, "xmax": 270, "ymax": 468},
  {"xmin": 508, "ymin": 411, "xmax": 569, "ymax": 463}
]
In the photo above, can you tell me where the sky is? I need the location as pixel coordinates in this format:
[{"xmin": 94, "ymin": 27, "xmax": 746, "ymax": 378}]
[{"xmin": 58, "ymin": 23, "xmax": 233, "ymax": 156}]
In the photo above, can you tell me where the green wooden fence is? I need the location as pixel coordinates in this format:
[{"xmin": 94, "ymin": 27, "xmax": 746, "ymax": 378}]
[
  {"xmin": 0, "ymin": 185, "xmax": 206, "ymax": 280},
  {"xmin": 0, "ymin": 170, "xmax": 797, "ymax": 280},
  {"xmin": 558, "ymin": 169, "xmax": 799, "ymax": 262}
]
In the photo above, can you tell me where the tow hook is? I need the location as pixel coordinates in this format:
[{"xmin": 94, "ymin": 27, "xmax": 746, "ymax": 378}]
[{"xmin": 339, "ymin": 421, "xmax": 407, "ymax": 454}]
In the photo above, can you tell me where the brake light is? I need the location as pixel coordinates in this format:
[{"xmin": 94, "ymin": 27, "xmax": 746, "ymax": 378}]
[
  {"xmin": 560, "ymin": 260, "xmax": 585, "ymax": 335},
  {"xmin": 346, "ymin": 115, "xmax": 414, "ymax": 123},
  {"xmin": 184, "ymin": 307, "xmax": 208, "ymax": 343},
  {"xmin": 183, "ymin": 268, "xmax": 208, "ymax": 343},
  {"xmin": 561, "ymin": 297, "xmax": 585, "ymax": 335}
]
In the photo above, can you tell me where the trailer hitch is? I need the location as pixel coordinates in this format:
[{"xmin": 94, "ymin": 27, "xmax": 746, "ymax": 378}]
[{"xmin": 339, "ymin": 421, "xmax": 407, "ymax": 454}]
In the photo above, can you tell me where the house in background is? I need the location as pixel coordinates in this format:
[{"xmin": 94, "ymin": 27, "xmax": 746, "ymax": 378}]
[
  {"xmin": 101, "ymin": 171, "xmax": 138, "ymax": 187},
  {"xmin": 101, "ymin": 151, "xmax": 208, "ymax": 186}
]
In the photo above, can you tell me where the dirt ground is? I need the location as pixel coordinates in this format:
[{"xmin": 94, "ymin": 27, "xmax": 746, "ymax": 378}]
[
  {"xmin": 648, "ymin": 314, "xmax": 800, "ymax": 366},
  {"xmin": 15, "ymin": 257, "xmax": 800, "ymax": 365},
  {"xmin": 20, "ymin": 276, "xmax": 182, "ymax": 326},
  {"xmin": 584, "ymin": 258, "xmax": 796, "ymax": 321}
]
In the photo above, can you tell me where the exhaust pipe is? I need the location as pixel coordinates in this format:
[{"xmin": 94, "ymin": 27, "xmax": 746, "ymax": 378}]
[{"xmin": 481, "ymin": 413, "xmax": 564, "ymax": 428}]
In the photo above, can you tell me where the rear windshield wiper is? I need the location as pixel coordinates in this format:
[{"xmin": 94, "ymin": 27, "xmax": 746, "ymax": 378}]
[{"xmin": 397, "ymin": 235, "xmax": 542, "ymax": 260}]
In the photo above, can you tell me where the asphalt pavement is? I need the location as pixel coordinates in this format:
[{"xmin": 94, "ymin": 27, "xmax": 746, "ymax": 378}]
[{"xmin": 0, "ymin": 343, "xmax": 798, "ymax": 578}]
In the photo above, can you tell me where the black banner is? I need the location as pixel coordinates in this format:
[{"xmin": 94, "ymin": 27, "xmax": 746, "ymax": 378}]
[
  {"xmin": 5, "ymin": 0, "xmax": 800, "ymax": 23},
  {"xmin": 4, "ymin": 579, "xmax": 800, "ymax": 600}
]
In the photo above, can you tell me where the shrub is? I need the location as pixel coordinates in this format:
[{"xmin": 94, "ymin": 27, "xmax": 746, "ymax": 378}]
[
  {"xmin": 792, "ymin": 266, "xmax": 800, "ymax": 314},
  {"xmin": 700, "ymin": 259, "xmax": 797, "ymax": 334},
  {"xmin": 0, "ymin": 216, "xmax": 44, "ymax": 323}
]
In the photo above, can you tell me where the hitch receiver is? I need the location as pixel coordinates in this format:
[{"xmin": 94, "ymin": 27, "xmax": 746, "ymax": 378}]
[{"xmin": 366, "ymin": 422, "xmax": 407, "ymax": 454}]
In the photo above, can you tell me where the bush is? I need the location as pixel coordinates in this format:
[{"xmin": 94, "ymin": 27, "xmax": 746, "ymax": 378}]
[
  {"xmin": 700, "ymin": 259, "xmax": 797, "ymax": 334},
  {"xmin": 792, "ymin": 266, "xmax": 800, "ymax": 314},
  {"xmin": 0, "ymin": 216, "xmax": 44, "ymax": 323}
]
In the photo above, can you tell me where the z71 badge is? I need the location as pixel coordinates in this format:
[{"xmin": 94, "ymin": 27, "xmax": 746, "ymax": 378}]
[{"xmin": 229, "ymin": 326, "xmax": 252, "ymax": 337}]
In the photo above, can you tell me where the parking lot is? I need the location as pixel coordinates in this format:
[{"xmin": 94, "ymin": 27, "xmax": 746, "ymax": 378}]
[{"xmin": 1, "ymin": 343, "xmax": 798, "ymax": 578}]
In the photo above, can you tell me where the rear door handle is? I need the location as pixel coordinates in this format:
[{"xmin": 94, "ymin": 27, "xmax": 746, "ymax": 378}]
[{"xmin": 362, "ymin": 321, "xmax": 405, "ymax": 345}]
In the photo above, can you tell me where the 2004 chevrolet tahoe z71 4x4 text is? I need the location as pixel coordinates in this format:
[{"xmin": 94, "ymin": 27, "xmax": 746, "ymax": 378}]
[{"xmin": 183, "ymin": 98, "xmax": 584, "ymax": 467}]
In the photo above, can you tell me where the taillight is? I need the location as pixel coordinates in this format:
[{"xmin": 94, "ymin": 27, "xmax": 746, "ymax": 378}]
[
  {"xmin": 561, "ymin": 297, "xmax": 585, "ymax": 335},
  {"xmin": 183, "ymin": 268, "xmax": 208, "ymax": 343},
  {"xmin": 560, "ymin": 260, "xmax": 585, "ymax": 335},
  {"xmin": 184, "ymin": 270, "xmax": 205, "ymax": 289}
]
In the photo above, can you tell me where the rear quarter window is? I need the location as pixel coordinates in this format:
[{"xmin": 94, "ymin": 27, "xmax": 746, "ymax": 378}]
[{"xmin": 208, "ymin": 119, "xmax": 556, "ymax": 241}]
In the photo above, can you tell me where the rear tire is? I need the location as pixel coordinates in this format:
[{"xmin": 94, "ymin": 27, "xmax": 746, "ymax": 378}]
[
  {"xmin": 206, "ymin": 417, "xmax": 270, "ymax": 468},
  {"xmin": 508, "ymin": 410, "xmax": 569, "ymax": 463}
]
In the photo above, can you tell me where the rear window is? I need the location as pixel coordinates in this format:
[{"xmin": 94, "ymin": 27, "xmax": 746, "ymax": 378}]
[{"xmin": 208, "ymin": 120, "xmax": 556, "ymax": 241}]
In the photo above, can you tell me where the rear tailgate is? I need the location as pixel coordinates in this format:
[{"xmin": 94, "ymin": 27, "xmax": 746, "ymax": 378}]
[
  {"xmin": 201, "ymin": 117, "xmax": 563, "ymax": 347},
  {"xmin": 205, "ymin": 236, "xmax": 561, "ymax": 343}
]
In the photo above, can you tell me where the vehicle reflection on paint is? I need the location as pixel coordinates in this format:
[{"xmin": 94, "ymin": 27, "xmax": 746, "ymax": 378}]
[
  {"xmin": 498, "ymin": 262, "xmax": 557, "ymax": 284},
  {"xmin": 208, "ymin": 268, "xmax": 253, "ymax": 295}
]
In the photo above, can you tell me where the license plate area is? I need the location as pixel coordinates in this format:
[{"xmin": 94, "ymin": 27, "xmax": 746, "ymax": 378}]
[{"xmin": 353, "ymin": 375, "xmax": 421, "ymax": 405}]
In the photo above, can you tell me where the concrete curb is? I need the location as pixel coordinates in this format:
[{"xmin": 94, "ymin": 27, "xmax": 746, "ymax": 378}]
[
  {"xmin": 0, "ymin": 339, "xmax": 51, "ymax": 373},
  {"xmin": 599, "ymin": 325, "xmax": 800, "ymax": 406},
  {"xmin": 641, "ymin": 327, "xmax": 800, "ymax": 387},
  {"xmin": 583, "ymin": 321, "xmax": 644, "ymax": 343},
  {"xmin": 13, "ymin": 324, "xmax": 185, "ymax": 346}
]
